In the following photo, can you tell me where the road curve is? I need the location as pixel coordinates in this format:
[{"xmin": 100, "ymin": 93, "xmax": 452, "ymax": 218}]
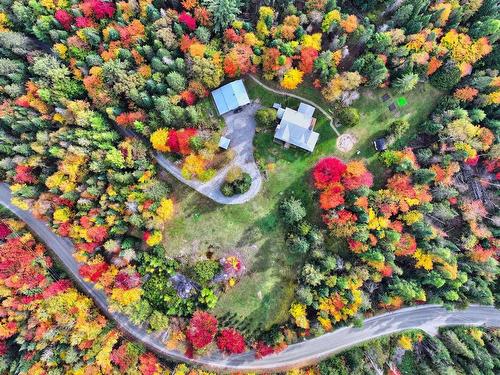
[{"xmin": 1, "ymin": 183, "xmax": 499, "ymax": 373}]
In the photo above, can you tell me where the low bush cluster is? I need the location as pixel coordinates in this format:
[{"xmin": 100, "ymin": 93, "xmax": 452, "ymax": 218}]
[{"xmin": 220, "ymin": 166, "xmax": 252, "ymax": 196}]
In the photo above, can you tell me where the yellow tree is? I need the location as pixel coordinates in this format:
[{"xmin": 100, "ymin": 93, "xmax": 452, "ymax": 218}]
[
  {"xmin": 150, "ymin": 128, "xmax": 170, "ymax": 152},
  {"xmin": 280, "ymin": 68, "xmax": 304, "ymax": 90},
  {"xmin": 156, "ymin": 198, "xmax": 175, "ymax": 221}
]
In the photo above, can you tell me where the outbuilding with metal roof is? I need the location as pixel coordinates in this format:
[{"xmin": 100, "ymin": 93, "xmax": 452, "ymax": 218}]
[{"xmin": 211, "ymin": 79, "xmax": 250, "ymax": 115}]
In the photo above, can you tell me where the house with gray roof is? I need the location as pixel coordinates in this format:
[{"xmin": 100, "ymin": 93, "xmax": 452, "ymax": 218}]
[{"xmin": 273, "ymin": 103, "xmax": 319, "ymax": 152}]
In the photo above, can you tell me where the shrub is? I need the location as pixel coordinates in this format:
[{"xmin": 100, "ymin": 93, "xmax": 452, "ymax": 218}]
[
  {"xmin": 280, "ymin": 196, "xmax": 306, "ymax": 225},
  {"xmin": 193, "ymin": 260, "xmax": 221, "ymax": 285},
  {"xmin": 337, "ymin": 107, "xmax": 360, "ymax": 127},
  {"xmin": 225, "ymin": 166, "xmax": 243, "ymax": 183},
  {"xmin": 389, "ymin": 119, "xmax": 410, "ymax": 139},
  {"xmin": 189, "ymin": 136, "xmax": 204, "ymax": 151},
  {"xmin": 220, "ymin": 169, "xmax": 252, "ymax": 196},
  {"xmin": 255, "ymin": 108, "xmax": 277, "ymax": 128},
  {"xmin": 221, "ymin": 183, "xmax": 235, "ymax": 196},
  {"xmin": 233, "ymin": 173, "xmax": 252, "ymax": 194}
]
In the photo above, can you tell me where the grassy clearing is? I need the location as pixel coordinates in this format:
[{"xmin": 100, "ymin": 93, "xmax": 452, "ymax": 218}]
[
  {"xmin": 162, "ymin": 165, "xmax": 301, "ymax": 333},
  {"xmin": 255, "ymin": 78, "xmax": 441, "ymax": 186},
  {"xmin": 162, "ymin": 78, "xmax": 441, "ymax": 332},
  {"xmin": 163, "ymin": 79, "xmax": 338, "ymax": 331},
  {"xmin": 345, "ymin": 83, "xmax": 442, "ymax": 185}
]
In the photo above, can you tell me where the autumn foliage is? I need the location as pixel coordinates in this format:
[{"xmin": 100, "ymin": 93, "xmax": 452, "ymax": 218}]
[
  {"xmin": 313, "ymin": 157, "xmax": 348, "ymax": 189},
  {"xmin": 454, "ymin": 86, "xmax": 479, "ymax": 101},
  {"xmin": 186, "ymin": 311, "xmax": 218, "ymax": 349},
  {"xmin": 216, "ymin": 328, "xmax": 246, "ymax": 354}
]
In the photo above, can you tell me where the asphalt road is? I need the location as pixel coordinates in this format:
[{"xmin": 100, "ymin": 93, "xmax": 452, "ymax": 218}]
[{"xmin": 1, "ymin": 182, "xmax": 499, "ymax": 373}]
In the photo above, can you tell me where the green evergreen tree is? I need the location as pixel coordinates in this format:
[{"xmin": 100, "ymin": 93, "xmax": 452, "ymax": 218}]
[{"xmin": 205, "ymin": 0, "xmax": 241, "ymax": 33}]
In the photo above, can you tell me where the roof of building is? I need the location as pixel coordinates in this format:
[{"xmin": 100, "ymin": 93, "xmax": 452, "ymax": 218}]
[
  {"xmin": 218, "ymin": 136, "xmax": 231, "ymax": 150},
  {"xmin": 274, "ymin": 105, "xmax": 319, "ymax": 152},
  {"xmin": 374, "ymin": 137, "xmax": 387, "ymax": 151},
  {"xmin": 281, "ymin": 107, "xmax": 313, "ymax": 128},
  {"xmin": 276, "ymin": 107, "xmax": 285, "ymax": 119},
  {"xmin": 298, "ymin": 102, "xmax": 315, "ymax": 118},
  {"xmin": 211, "ymin": 79, "xmax": 250, "ymax": 115}
]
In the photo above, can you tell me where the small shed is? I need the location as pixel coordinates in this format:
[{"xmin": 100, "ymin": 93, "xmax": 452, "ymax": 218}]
[
  {"xmin": 219, "ymin": 136, "xmax": 231, "ymax": 150},
  {"xmin": 374, "ymin": 137, "xmax": 387, "ymax": 151},
  {"xmin": 211, "ymin": 80, "xmax": 250, "ymax": 115}
]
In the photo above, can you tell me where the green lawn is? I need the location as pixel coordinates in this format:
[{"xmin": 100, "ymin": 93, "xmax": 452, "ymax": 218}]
[
  {"xmin": 346, "ymin": 83, "xmax": 442, "ymax": 185},
  {"xmin": 256, "ymin": 77, "xmax": 442, "ymax": 186},
  {"xmin": 162, "ymin": 78, "xmax": 441, "ymax": 334}
]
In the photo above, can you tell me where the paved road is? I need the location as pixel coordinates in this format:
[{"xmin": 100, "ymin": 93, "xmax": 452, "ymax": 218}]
[
  {"xmin": 120, "ymin": 103, "xmax": 262, "ymax": 205},
  {"xmin": 1, "ymin": 182, "xmax": 499, "ymax": 372}
]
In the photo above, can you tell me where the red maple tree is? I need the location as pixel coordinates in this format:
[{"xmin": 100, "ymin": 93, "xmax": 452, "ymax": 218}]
[
  {"xmin": 298, "ymin": 47, "xmax": 318, "ymax": 74},
  {"xmin": 217, "ymin": 328, "xmax": 246, "ymax": 354},
  {"xmin": 313, "ymin": 157, "xmax": 347, "ymax": 189},
  {"xmin": 179, "ymin": 11, "xmax": 197, "ymax": 31},
  {"xmin": 319, "ymin": 183, "xmax": 345, "ymax": 210},
  {"xmin": 79, "ymin": 262, "xmax": 109, "ymax": 283},
  {"xmin": 55, "ymin": 9, "xmax": 73, "ymax": 30},
  {"xmin": 186, "ymin": 311, "xmax": 218, "ymax": 349}
]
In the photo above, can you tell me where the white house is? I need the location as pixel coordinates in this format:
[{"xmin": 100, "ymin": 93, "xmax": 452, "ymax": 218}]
[{"xmin": 273, "ymin": 103, "xmax": 319, "ymax": 152}]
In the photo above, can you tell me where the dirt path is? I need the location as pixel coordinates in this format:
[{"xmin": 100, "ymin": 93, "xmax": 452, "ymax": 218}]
[{"xmin": 248, "ymin": 75, "xmax": 341, "ymax": 136}]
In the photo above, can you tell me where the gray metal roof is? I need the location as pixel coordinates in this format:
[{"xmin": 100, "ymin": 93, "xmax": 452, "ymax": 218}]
[
  {"xmin": 274, "ymin": 106, "xmax": 319, "ymax": 152},
  {"xmin": 211, "ymin": 79, "xmax": 250, "ymax": 115},
  {"xmin": 298, "ymin": 102, "xmax": 315, "ymax": 118}
]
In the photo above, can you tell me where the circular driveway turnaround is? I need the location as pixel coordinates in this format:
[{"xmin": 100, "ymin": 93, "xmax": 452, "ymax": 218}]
[{"xmin": 1, "ymin": 181, "xmax": 499, "ymax": 373}]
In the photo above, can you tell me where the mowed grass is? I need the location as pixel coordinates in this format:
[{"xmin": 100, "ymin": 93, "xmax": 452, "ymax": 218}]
[
  {"xmin": 260, "ymin": 77, "xmax": 442, "ymax": 186},
  {"xmin": 162, "ymin": 77, "xmax": 441, "ymax": 332},
  {"xmin": 339, "ymin": 83, "xmax": 442, "ymax": 185}
]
